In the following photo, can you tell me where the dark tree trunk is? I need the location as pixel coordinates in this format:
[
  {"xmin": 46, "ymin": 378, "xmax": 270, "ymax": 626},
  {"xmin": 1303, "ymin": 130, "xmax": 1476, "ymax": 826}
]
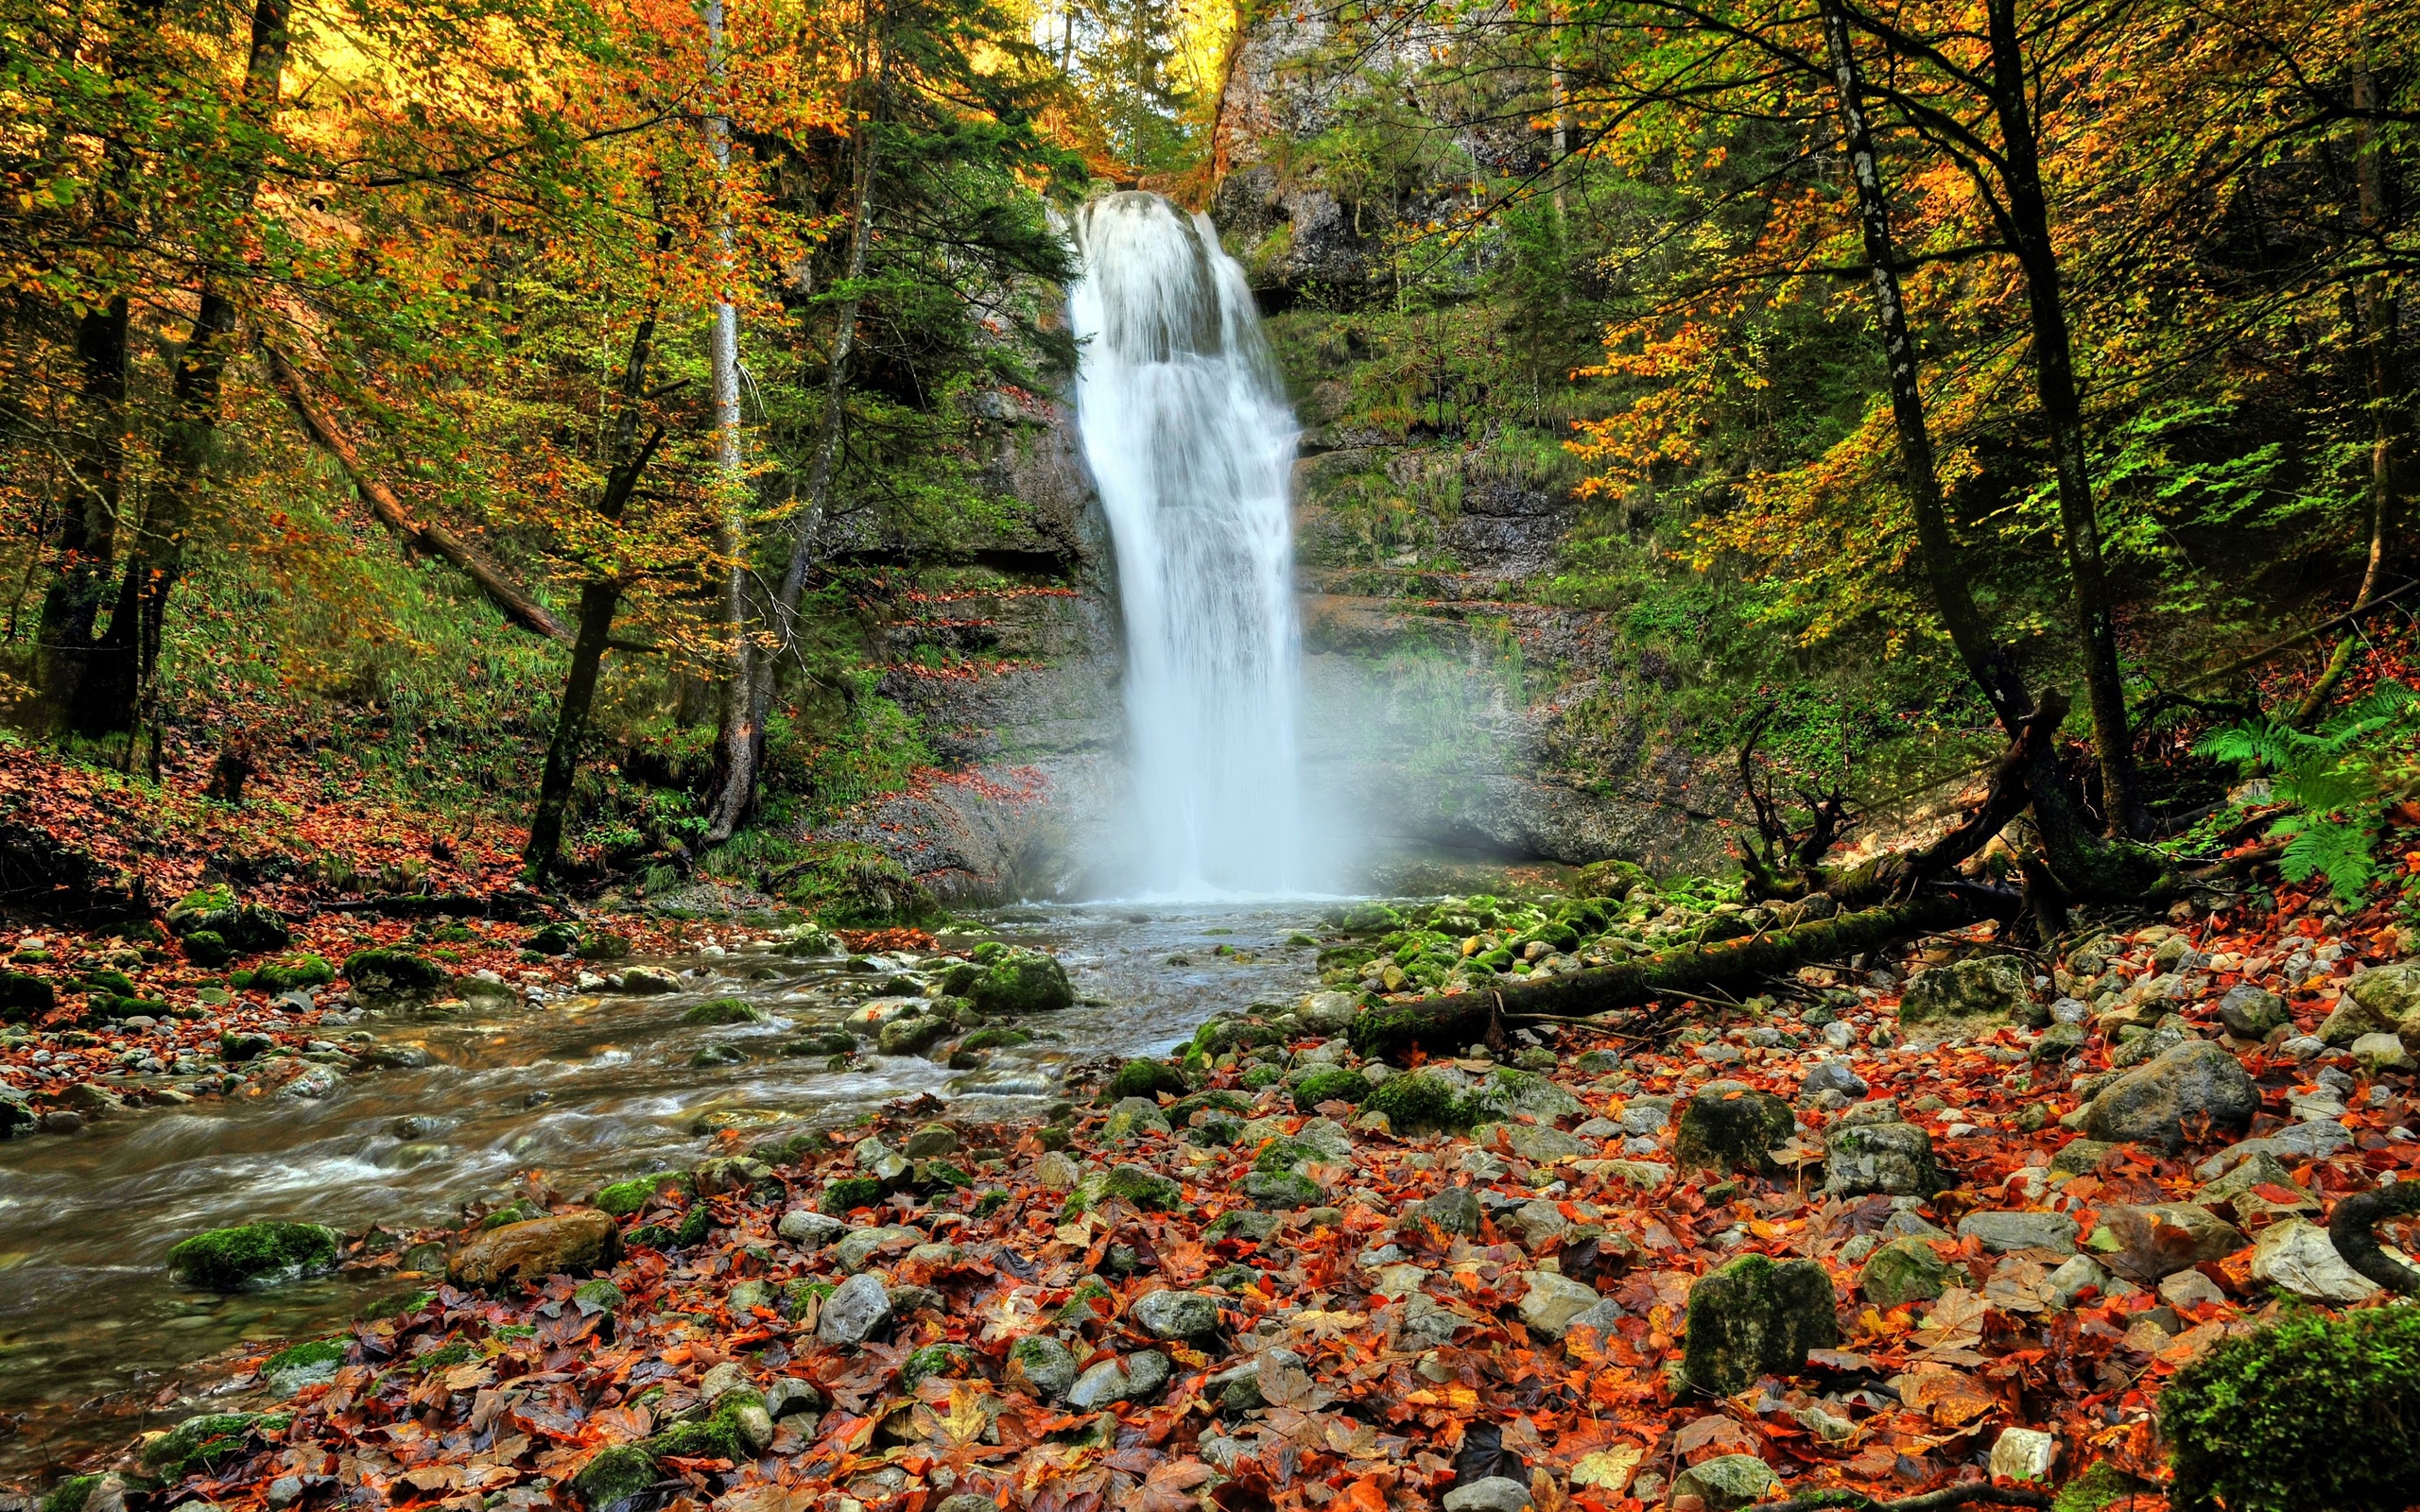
[
  {"xmin": 1983, "ymin": 0, "xmax": 2140, "ymax": 835},
  {"xmin": 37, "ymin": 296, "xmax": 129, "ymax": 722},
  {"xmin": 1820, "ymin": 0, "xmax": 2031, "ymax": 735},
  {"xmin": 523, "ymin": 298, "xmax": 667, "ymax": 877}
]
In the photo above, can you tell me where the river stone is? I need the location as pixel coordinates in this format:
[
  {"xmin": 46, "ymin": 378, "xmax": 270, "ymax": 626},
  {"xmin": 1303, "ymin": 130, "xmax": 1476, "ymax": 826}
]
[
  {"xmin": 2099, "ymin": 1203, "xmax": 2246, "ymax": 1280},
  {"xmin": 818, "ymin": 1273, "xmax": 892, "ymax": 1344},
  {"xmin": 1441, "ymin": 1478, "xmax": 1532, "ymax": 1512},
  {"xmin": 1669, "ymin": 1454, "xmax": 1780, "ymax": 1512},
  {"xmin": 1007, "ymin": 1335, "xmax": 1080, "ymax": 1400},
  {"xmin": 1299, "ymin": 992, "xmax": 1361, "ymax": 1032},
  {"xmin": 2249, "ymin": 1218, "xmax": 2379, "ymax": 1303},
  {"xmin": 1065, "ymin": 1349, "xmax": 1171, "ymax": 1409},
  {"xmin": 2082, "ymin": 1041, "xmax": 2258, "ymax": 1151},
  {"xmin": 1474, "ymin": 1121, "xmax": 1584, "ymax": 1162},
  {"xmin": 1516, "ymin": 1271, "xmax": 1607, "ymax": 1338},
  {"xmin": 1898, "ymin": 955, "xmax": 2037, "ymax": 1027},
  {"xmin": 1990, "ymin": 1427, "xmax": 2058, "ymax": 1483},
  {"xmin": 619, "ymin": 967, "xmax": 681, "ymax": 995},
  {"xmin": 1824, "ymin": 1118, "xmax": 1943, "ymax": 1196},
  {"xmin": 1293, "ymin": 1117, "xmax": 1357, "ymax": 1162},
  {"xmin": 1675, "ymin": 1080, "xmax": 1795, "ymax": 1177},
  {"xmin": 1413, "ymin": 1185, "xmax": 1483, "ymax": 1236},
  {"xmin": 1205, "ymin": 1210, "xmax": 1280, "ymax": 1244},
  {"xmin": 1958, "ymin": 1211, "xmax": 2080, "ymax": 1256},
  {"xmin": 1461, "ymin": 1068, "xmax": 1582, "ymax": 1121},
  {"xmin": 448, "ymin": 1210, "xmax": 619, "ymax": 1289},
  {"xmin": 167, "ymin": 1222, "xmax": 344, "ymax": 1291},
  {"xmin": 2194, "ymin": 1151, "xmax": 2315, "ymax": 1219},
  {"xmin": 1859, "ymin": 1236, "xmax": 1954, "ymax": 1307},
  {"xmin": 2217, "ymin": 985, "xmax": 2289, "ymax": 1039},
  {"xmin": 1683, "ymin": 1253, "xmax": 1839, "ymax": 1395},
  {"xmin": 902, "ymin": 1122, "xmax": 959, "ymax": 1158},
  {"xmin": 836, "ymin": 1225, "xmax": 920, "ymax": 1273},
  {"xmin": 1799, "ymin": 1060, "xmax": 1869, "ymax": 1101},
  {"xmin": 2046, "ymin": 1254, "xmax": 2114, "ymax": 1308},
  {"xmin": 1131, "ymin": 1289, "xmax": 1221, "ymax": 1341},
  {"xmin": 1103, "ymin": 1097, "xmax": 1172, "ymax": 1141},
  {"xmin": 966, "ymin": 952, "xmax": 1075, "ymax": 1015},
  {"xmin": 1211, "ymin": 1346, "xmax": 1306, "ymax": 1413},
  {"xmin": 2052, "ymin": 1139, "xmax": 2121, "ymax": 1176},
  {"xmin": 777, "ymin": 1210, "xmax": 845, "ymax": 1246},
  {"xmin": 2353, "ymin": 1031, "xmax": 2417, "ymax": 1073},
  {"xmin": 1244, "ymin": 1171, "xmax": 1320, "ymax": 1209}
]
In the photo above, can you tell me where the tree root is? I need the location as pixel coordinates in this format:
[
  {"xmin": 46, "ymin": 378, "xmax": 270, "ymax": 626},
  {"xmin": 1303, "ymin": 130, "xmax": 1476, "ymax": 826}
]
[{"xmin": 2327, "ymin": 1181, "xmax": 2420, "ymax": 1295}]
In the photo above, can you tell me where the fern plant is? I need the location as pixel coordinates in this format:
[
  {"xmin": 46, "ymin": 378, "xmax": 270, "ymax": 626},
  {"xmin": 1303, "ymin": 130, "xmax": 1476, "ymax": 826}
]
[{"xmin": 2196, "ymin": 679, "xmax": 2420, "ymax": 905}]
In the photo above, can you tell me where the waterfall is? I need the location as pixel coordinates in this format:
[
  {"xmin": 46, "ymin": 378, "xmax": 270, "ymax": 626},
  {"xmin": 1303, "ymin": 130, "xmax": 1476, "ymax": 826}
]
[{"xmin": 1067, "ymin": 192, "xmax": 1306, "ymax": 897}]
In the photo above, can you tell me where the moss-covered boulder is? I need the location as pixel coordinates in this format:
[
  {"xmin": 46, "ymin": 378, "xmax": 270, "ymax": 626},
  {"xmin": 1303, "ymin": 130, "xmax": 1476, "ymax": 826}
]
[
  {"xmin": 819, "ymin": 1175, "xmax": 886, "ymax": 1215},
  {"xmin": 237, "ymin": 954, "xmax": 337, "ymax": 994},
  {"xmin": 1105, "ymin": 1057, "xmax": 1188, "ymax": 1101},
  {"xmin": 1683, "ymin": 1253, "xmax": 1840, "ymax": 1395},
  {"xmin": 1294, "ymin": 1067, "xmax": 1371, "ymax": 1110},
  {"xmin": 901, "ymin": 1342, "xmax": 977, "ymax": 1390},
  {"xmin": 1006, "ymin": 1334, "xmax": 1080, "ymax": 1400},
  {"xmin": 1674, "ymin": 1080, "xmax": 1796, "ymax": 1177},
  {"xmin": 1897, "ymin": 954, "xmax": 2042, "ymax": 1028},
  {"xmin": 570, "ymin": 1444, "xmax": 659, "ymax": 1509},
  {"xmin": 341, "ymin": 949, "xmax": 449, "ymax": 1004},
  {"xmin": 2162, "ymin": 1303, "xmax": 2420, "ymax": 1512},
  {"xmin": 1064, "ymin": 1163, "xmax": 1184, "ymax": 1215},
  {"xmin": 165, "ymin": 885, "xmax": 292, "ymax": 953},
  {"xmin": 877, "ymin": 1013, "xmax": 951, "ymax": 1056},
  {"xmin": 592, "ymin": 1170, "xmax": 696, "ymax": 1216},
  {"xmin": 142, "ymin": 1412, "xmax": 288, "ymax": 1477},
  {"xmin": 683, "ymin": 997, "xmax": 766, "ymax": 1026},
  {"xmin": 167, "ymin": 1222, "xmax": 343, "ymax": 1291},
  {"xmin": 0, "ymin": 970, "xmax": 57, "ymax": 1019},
  {"xmin": 1573, "ymin": 859, "xmax": 1651, "ymax": 901},
  {"xmin": 1858, "ymin": 1237, "xmax": 1954, "ymax": 1307},
  {"xmin": 261, "ymin": 1337, "xmax": 348, "ymax": 1395},
  {"xmin": 965, "ymin": 951, "xmax": 1075, "ymax": 1015},
  {"xmin": 1363, "ymin": 1072, "xmax": 1469, "ymax": 1133}
]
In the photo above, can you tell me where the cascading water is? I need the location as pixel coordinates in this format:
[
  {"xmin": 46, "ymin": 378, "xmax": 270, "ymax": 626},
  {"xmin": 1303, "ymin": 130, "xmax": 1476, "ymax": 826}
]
[{"xmin": 1067, "ymin": 192, "xmax": 1307, "ymax": 896}]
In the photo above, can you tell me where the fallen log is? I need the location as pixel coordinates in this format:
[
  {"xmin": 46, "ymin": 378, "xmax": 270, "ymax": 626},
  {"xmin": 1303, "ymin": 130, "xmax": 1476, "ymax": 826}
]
[
  {"xmin": 1348, "ymin": 888, "xmax": 1996, "ymax": 1060},
  {"xmin": 265, "ymin": 348, "xmax": 573, "ymax": 643},
  {"xmin": 2328, "ymin": 1180, "xmax": 2420, "ymax": 1295},
  {"xmin": 321, "ymin": 891, "xmax": 566, "ymax": 922}
]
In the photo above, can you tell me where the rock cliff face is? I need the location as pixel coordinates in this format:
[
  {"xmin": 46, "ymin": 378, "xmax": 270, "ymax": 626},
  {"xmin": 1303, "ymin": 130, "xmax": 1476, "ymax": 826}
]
[{"xmin": 812, "ymin": 387, "xmax": 1129, "ymax": 905}]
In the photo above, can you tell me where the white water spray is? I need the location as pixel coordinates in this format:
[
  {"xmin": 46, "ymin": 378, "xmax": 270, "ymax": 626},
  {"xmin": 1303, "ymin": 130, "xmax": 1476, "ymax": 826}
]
[{"xmin": 1068, "ymin": 192, "xmax": 1306, "ymax": 897}]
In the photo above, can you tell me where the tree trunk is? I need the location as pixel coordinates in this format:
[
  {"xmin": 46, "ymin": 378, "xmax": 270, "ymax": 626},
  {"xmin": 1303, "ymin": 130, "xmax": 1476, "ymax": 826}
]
[
  {"xmin": 705, "ymin": 0, "xmax": 755, "ymax": 826},
  {"xmin": 704, "ymin": 22, "xmax": 886, "ymax": 841},
  {"xmin": 1349, "ymin": 892, "xmax": 1990, "ymax": 1059},
  {"xmin": 2292, "ymin": 57, "xmax": 2397, "ymax": 729},
  {"xmin": 36, "ymin": 296, "xmax": 128, "ymax": 722},
  {"xmin": 264, "ymin": 348, "xmax": 572, "ymax": 641},
  {"xmin": 1819, "ymin": 1, "xmax": 2031, "ymax": 735},
  {"xmin": 523, "ymin": 302, "xmax": 667, "ymax": 876},
  {"xmin": 1983, "ymin": 0, "xmax": 2139, "ymax": 835},
  {"xmin": 74, "ymin": 0, "xmax": 292, "ymax": 737}
]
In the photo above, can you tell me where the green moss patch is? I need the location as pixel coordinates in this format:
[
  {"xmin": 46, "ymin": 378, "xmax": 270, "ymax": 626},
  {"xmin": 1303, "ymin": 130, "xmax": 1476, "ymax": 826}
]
[
  {"xmin": 2162, "ymin": 1305, "xmax": 2420, "ymax": 1512},
  {"xmin": 167, "ymin": 1222, "xmax": 343, "ymax": 1291}
]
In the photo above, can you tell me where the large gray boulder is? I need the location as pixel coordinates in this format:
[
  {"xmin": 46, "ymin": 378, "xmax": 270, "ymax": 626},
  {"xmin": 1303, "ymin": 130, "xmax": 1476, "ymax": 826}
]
[
  {"xmin": 2082, "ymin": 1041, "xmax": 2258, "ymax": 1151},
  {"xmin": 817, "ymin": 1274, "xmax": 892, "ymax": 1345},
  {"xmin": 1131, "ymin": 1289, "xmax": 1221, "ymax": 1342},
  {"xmin": 1824, "ymin": 1117, "xmax": 1944, "ymax": 1197},
  {"xmin": 1957, "ymin": 1211, "xmax": 2080, "ymax": 1257}
]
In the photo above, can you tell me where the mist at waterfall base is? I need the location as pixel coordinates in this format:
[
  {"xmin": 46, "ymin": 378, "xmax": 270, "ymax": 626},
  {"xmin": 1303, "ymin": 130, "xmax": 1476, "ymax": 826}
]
[{"xmin": 1068, "ymin": 193, "xmax": 1343, "ymax": 899}]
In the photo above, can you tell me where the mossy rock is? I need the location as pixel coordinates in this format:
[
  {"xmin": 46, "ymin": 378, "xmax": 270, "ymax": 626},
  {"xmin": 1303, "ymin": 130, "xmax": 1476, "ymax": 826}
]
[
  {"xmin": 901, "ymin": 1342, "xmax": 977, "ymax": 1390},
  {"xmin": 1105, "ymin": 1058, "xmax": 1189, "ymax": 1101},
  {"xmin": 1573, "ymin": 859, "xmax": 1651, "ymax": 901},
  {"xmin": 2052, "ymin": 1462, "xmax": 2155, "ymax": 1512},
  {"xmin": 1858, "ymin": 1236, "xmax": 1954, "ymax": 1307},
  {"xmin": 1362, "ymin": 1073, "xmax": 1469, "ymax": 1133},
  {"xmin": 1337, "ymin": 902, "xmax": 1403, "ymax": 934},
  {"xmin": 526, "ymin": 922, "xmax": 582, "ymax": 956},
  {"xmin": 672, "ymin": 1206, "xmax": 714, "ymax": 1246},
  {"xmin": 143, "ymin": 1411, "xmax": 288, "ymax": 1476},
  {"xmin": 1674, "ymin": 1080, "xmax": 1796, "ymax": 1177},
  {"xmin": 248, "ymin": 954, "xmax": 337, "ymax": 994},
  {"xmin": 1293, "ymin": 1067, "xmax": 1371, "ymax": 1111},
  {"xmin": 593, "ymin": 1171, "xmax": 697, "ymax": 1217},
  {"xmin": 649, "ymin": 1412, "xmax": 744, "ymax": 1461},
  {"xmin": 966, "ymin": 952, "xmax": 1075, "ymax": 1015},
  {"xmin": 1242, "ymin": 1171, "xmax": 1321, "ymax": 1210},
  {"xmin": 181, "ymin": 930, "xmax": 236, "ymax": 968},
  {"xmin": 261, "ymin": 1337, "xmax": 348, "ymax": 1394},
  {"xmin": 1682, "ymin": 1253, "xmax": 1840, "ymax": 1396},
  {"xmin": 958, "ymin": 1026, "xmax": 1030, "ymax": 1052},
  {"xmin": 570, "ymin": 1443, "xmax": 659, "ymax": 1508},
  {"xmin": 342, "ymin": 949, "xmax": 449, "ymax": 1003},
  {"xmin": 574, "ymin": 932, "xmax": 632, "ymax": 961},
  {"xmin": 820, "ymin": 1176, "xmax": 887, "ymax": 1216},
  {"xmin": 2161, "ymin": 1304, "xmax": 2420, "ymax": 1512},
  {"xmin": 41, "ymin": 1473, "xmax": 101, "ymax": 1512},
  {"xmin": 877, "ymin": 1014, "xmax": 952, "ymax": 1056},
  {"xmin": 166, "ymin": 886, "xmax": 292, "ymax": 952},
  {"xmin": 1064, "ymin": 1163, "xmax": 1184, "ymax": 1215},
  {"xmin": 482, "ymin": 1198, "xmax": 544, "ymax": 1228},
  {"xmin": 167, "ymin": 1222, "xmax": 344, "ymax": 1291},
  {"xmin": 683, "ymin": 998, "xmax": 766, "ymax": 1026},
  {"xmin": 0, "ymin": 970, "xmax": 56, "ymax": 1018}
]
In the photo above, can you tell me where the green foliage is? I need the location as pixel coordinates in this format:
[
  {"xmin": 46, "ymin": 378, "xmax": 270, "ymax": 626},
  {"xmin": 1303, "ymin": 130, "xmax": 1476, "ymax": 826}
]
[
  {"xmin": 2198, "ymin": 679, "xmax": 2420, "ymax": 903},
  {"xmin": 2161, "ymin": 1305, "xmax": 2420, "ymax": 1512}
]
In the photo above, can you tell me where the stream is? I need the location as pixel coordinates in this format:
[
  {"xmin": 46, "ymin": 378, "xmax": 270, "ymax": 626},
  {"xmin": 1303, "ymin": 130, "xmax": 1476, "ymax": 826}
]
[{"xmin": 0, "ymin": 903, "xmax": 1332, "ymax": 1473}]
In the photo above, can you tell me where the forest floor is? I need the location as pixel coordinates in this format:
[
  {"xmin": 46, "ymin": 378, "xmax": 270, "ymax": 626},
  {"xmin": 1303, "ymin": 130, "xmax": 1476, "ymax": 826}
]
[{"xmin": 4, "ymin": 833, "xmax": 2413, "ymax": 1512}]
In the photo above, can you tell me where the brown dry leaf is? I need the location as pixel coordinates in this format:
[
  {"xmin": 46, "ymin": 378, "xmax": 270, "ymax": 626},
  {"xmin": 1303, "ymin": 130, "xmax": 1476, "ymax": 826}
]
[{"xmin": 1896, "ymin": 1367, "xmax": 1997, "ymax": 1427}]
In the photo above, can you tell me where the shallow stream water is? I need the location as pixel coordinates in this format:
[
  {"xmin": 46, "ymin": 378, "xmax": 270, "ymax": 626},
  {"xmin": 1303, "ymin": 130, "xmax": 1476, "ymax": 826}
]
[{"xmin": 0, "ymin": 902, "xmax": 1330, "ymax": 1473}]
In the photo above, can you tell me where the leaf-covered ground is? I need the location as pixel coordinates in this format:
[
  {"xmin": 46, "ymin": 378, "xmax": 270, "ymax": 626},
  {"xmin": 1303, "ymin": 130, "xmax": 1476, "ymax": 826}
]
[{"xmin": 22, "ymin": 855, "xmax": 2419, "ymax": 1512}]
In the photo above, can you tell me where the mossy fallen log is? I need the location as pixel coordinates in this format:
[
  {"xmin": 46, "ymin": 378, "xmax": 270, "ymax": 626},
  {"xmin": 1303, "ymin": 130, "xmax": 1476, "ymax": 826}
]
[{"xmin": 1347, "ymin": 890, "xmax": 1982, "ymax": 1059}]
